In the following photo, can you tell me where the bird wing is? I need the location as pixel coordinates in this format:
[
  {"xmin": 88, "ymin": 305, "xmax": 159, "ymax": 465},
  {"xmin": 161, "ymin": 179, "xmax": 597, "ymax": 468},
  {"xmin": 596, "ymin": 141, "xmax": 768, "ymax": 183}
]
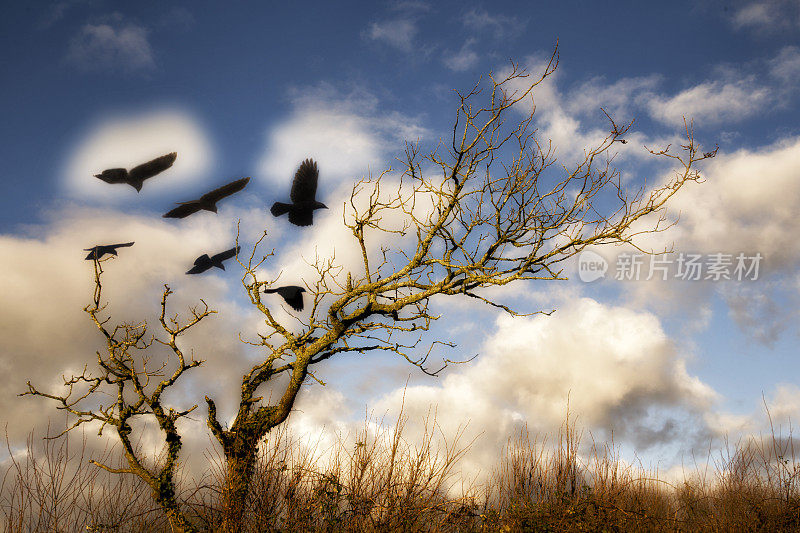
[
  {"xmin": 201, "ymin": 177, "xmax": 250, "ymax": 204},
  {"xmin": 111, "ymin": 242, "xmax": 135, "ymax": 249},
  {"xmin": 84, "ymin": 247, "xmax": 101, "ymax": 260},
  {"xmin": 129, "ymin": 152, "xmax": 178, "ymax": 182},
  {"xmin": 290, "ymin": 159, "xmax": 319, "ymax": 203},
  {"xmin": 94, "ymin": 169, "xmax": 129, "ymax": 184},
  {"xmin": 284, "ymin": 289, "xmax": 304, "ymax": 312},
  {"xmin": 186, "ymin": 264, "xmax": 209, "ymax": 274},
  {"xmin": 194, "ymin": 254, "xmax": 211, "ymax": 265},
  {"xmin": 212, "ymin": 246, "xmax": 240, "ymax": 262},
  {"xmin": 163, "ymin": 202, "xmax": 201, "ymax": 218}
]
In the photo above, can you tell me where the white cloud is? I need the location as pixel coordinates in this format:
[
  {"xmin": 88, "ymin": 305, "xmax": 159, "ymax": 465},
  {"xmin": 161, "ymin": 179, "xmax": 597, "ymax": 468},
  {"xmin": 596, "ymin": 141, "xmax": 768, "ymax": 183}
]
[
  {"xmin": 566, "ymin": 75, "xmax": 661, "ymax": 118},
  {"xmin": 443, "ymin": 39, "xmax": 479, "ymax": 72},
  {"xmin": 67, "ymin": 20, "xmax": 155, "ymax": 71},
  {"xmin": 462, "ymin": 8, "xmax": 524, "ymax": 38},
  {"xmin": 648, "ymin": 137, "xmax": 800, "ymax": 269},
  {"xmin": 704, "ymin": 383, "xmax": 800, "ymax": 451},
  {"xmin": 0, "ymin": 204, "xmax": 274, "ymax": 451},
  {"xmin": 617, "ymin": 136, "xmax": 800, "ymax": 343},
  {"xmin": 501, "ymin": 57, "xmax": 662, "ymax": 165},
  {"xmin": 364, "ymin": 18, "xmax": 417, "ymax": 52},
  {"xmin": 769, "ymin": 46, "xmax": 800, "ymax": 83},
  {"xmin": 488, "ymin": 55, "xmax": 797, "ymax": 344},
  {"xmin": 367, "ymin": 297, "xmax": 718, "ymax": 481},
  {"xmin": 502, "ymin": 49, "xmax": 796, "ymax": 154},
  {"xmin": 63, "ymin": 108, "xmax": 214, "ymax": 203},
  {"xmin": 257, "ymin": 84, "xmax": 427, "ymax": 192},
  {"xmin": 647, "ymin": 78, "xmax": 772, "ymax": 127},
  {"xmin": 733, "ymin": 2, "xmax": 776, "ymax": 28},
  {"xmin": 731, "ymin": 0, "xmax": 800, "ymax": 32}
]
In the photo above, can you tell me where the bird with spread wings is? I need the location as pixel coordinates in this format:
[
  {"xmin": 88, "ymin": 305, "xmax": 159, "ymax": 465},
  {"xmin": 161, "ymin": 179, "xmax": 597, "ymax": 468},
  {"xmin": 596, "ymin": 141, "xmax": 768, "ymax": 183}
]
[
  {"xmin": 84, "ymin": 242, "xmax": 135, "ymax": 260},
  {"xmin": 94, "ymin": 152, "xmax": 177, "ymax": 192},
  {"xmin": 263, "ymin": 285, "xmax": 306, "ymax": 311},
  {"xmin": 270, "ymin": 158, "xmax": 327, "ymax": 226},
  {"xmin": 163, "ymin": 177, "xmax": 250, "ymax": 218},
  {"xmin": 186, "ymin": 247, "xmax": 240, "ymax": 274}
]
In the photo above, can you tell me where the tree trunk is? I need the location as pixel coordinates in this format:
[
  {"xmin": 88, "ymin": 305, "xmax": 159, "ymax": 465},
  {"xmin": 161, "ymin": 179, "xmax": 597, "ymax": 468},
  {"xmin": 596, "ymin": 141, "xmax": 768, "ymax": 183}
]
[
  {"xmin": 146, "ymin": 478, "xmax": 197, "ymax": 532},
  {"xmin": 219, "ymin": 438, "xmax": 258, "ymax": 532}
]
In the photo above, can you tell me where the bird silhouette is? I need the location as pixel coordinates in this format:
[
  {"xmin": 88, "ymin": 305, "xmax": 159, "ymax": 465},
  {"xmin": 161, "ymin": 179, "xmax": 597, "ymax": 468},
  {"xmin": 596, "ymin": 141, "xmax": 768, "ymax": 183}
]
[
  {"xmin": 94, "ymin": 152, "xmax": 177, "ymax": 192},
  {"xmin": 84, "ymin": 242, "xmax": 134, "ymax": 260},
  {"xmin": 163, "ymin": 177, "xmax": 250, "ymax": 218},
  {"xmin": 263, "ymin": 285, "xmax": 306, "ymax": 311},
  {"xmin": 270, "ymin": 158, "xmax": 327, "ymax": 226},
  {"xmin": 186, "ymin": 246, "xmax": 240, "ymax": 274}
]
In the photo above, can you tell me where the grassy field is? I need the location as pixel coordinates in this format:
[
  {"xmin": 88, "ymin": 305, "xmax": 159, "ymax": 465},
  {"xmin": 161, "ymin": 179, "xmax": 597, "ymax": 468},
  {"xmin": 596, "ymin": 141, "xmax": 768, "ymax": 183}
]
[{"xmin": 3, "ymin": 413, "xmax": 799, "ymax": 532}]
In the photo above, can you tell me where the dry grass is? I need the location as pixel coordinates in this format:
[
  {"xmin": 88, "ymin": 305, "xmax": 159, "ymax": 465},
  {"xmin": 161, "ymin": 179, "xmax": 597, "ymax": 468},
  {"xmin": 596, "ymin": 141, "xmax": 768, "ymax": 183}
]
[{"xmin": 3, "ymin": 413, "xmax": 800, "ymax": 532}]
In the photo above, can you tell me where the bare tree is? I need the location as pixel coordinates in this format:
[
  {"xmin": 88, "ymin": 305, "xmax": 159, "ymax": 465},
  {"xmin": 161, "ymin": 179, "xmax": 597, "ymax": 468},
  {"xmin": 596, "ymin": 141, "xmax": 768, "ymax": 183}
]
[
  {"xmin": 23, "ymin": 260, "xmax": 213, "ymax": 533},
  {"xmin": 26, "ymin": 48, "xmax": 717, "ymax": 531},
  {"xmin": 207, "ymin": 51, "xmax": 715, "ymax": 529}
]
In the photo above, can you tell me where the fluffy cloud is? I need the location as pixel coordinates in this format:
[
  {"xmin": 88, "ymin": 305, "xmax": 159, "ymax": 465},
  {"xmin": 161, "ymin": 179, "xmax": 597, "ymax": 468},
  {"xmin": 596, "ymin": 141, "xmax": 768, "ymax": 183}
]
[
  {"xmin": 443, "ymin": 39, "xmax": 479, "ymax": 72},
  {"xmin": 63, "ymin": 108, "xmax": 214, "ymax": 204},
  {"xmin": 0, "ymin": 204, "xmax": 271, "ymax": 449},
  {"xmin": 646, "ymin": 78, "xmax": 772, "ymax": 127},
  {"xmin": 66, "ymin": 20, "xmax": 155, "ymax": 71},
  {"xmin": 610, "ymin": 135, "xmax": 800, "ymax": 344},
  {"xmin": 650, "ymin": 137, "xmax": 800, "ymax": 269},
  {"xmin": 769, "ymin": 46, "xmax": 800, "ymax": 83},
  {"xmin": 501, "ymin": 57, "xmax": 667, "ymax": 166},
  {"xmin": 645, "ymin": 47, "xmax": 800, "ymax": 127},
  {"xmin": 364, "ymin": 18, "xmax": 417, "ymax": 52},
  {"xmin": 503, "ymin": 48, "xmax": 798, "ymax": 162},
  {"xmin": 565, "ymin": 75, "xmax": 661, "ymax": 119},
  {"xmin": 366, "ymin": 297, "xmax": 718, "ymax": 481},
  {"xmin": 257, "ymin": 84, "xmax": 427, "ymax": 193},
  {"xmin": 462, "ymin": 8, "xmax": 525, "ymax": 39},
  {"xmin": 730, "ymin": 0, "xmax": 800, "ymax": 32}
]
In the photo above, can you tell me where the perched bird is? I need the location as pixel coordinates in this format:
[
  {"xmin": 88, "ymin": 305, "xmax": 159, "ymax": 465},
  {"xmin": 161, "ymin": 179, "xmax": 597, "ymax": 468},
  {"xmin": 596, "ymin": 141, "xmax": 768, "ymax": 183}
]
[
  {"xmin": 163, "ymin": 177, "xmax": 250, "ymax": 218},
  {"xmin": 94, "ymin": 152, "xmax": 177, "ymax": 192},
  {"xmin": 84, "ymin": 242, "xmax": 134, "ymax": 260},
  {"xmin": 186, "ymin": 246, "xmax": 240, "ymax": 274},
  {"xmin": 270, "ymin": 158, "xmax": 327, "ymax": 226},
  {"xmin": 263, "ymin": 285, "xmax": 306, "ymax": 311}
]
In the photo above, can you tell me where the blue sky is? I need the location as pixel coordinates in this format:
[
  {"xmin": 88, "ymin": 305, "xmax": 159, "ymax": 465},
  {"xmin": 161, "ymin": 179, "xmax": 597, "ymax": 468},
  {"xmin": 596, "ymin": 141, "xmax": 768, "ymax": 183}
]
[{"xmin": 2, "ymin": 0, "xmax": 800, "ymax": 481}]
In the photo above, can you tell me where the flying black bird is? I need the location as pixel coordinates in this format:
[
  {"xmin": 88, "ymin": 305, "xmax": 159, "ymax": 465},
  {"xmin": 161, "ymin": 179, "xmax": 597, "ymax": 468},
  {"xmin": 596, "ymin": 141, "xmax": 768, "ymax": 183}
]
[
  {"xmin": 263, "ymin": 285, "xmax": 306, "ymax": 311},
  {"xmin": 270, "ymin": 158, "xmax": 327, "ymax": 226},
  {"xmin": 163, "ymin": 177, "xmax": 250, "ymax": 218},
  {"xmin": 186, "ymin": 246, "xmax": 240, "ymax": 274},
  {"xmin": 84, "ymin": 242, "xmax": 134, "ymax": 260},
  {"xmin": 94, "ymin": 152, "xmax": 177, "ymax": 192}
]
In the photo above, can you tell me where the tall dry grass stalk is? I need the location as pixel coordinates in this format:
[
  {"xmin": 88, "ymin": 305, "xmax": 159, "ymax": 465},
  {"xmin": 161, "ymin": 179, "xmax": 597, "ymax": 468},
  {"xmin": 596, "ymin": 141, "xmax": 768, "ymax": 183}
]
[
  {"xmin": 3, "ymin": 410, "xmax": 800, "ymax": 532},
  {"xmin": 1, "ymin": 427, "xmax": 169, "ymax": 532}
]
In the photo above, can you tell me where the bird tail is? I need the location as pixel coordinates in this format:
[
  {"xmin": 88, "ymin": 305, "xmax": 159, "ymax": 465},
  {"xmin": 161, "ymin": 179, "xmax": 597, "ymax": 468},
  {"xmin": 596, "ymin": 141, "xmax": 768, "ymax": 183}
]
[
  {"xmin": 263, "ymin": 288, "xmax": 278, "ymax": 293},
  {"xmin": 270, "ymin": 202, "xmax": 291, "ymax": 217}
]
